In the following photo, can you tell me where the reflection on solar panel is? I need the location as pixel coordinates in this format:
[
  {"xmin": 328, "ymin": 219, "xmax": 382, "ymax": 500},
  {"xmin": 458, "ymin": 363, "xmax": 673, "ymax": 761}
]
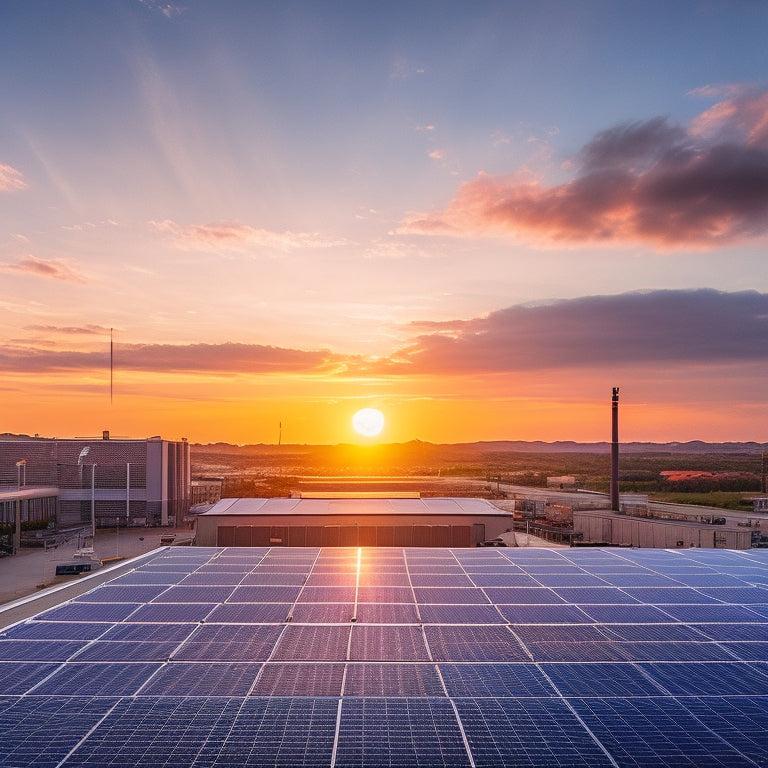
[{"xmin": 1, "ymin": 545, "xmax": 766, "ymax": 767}]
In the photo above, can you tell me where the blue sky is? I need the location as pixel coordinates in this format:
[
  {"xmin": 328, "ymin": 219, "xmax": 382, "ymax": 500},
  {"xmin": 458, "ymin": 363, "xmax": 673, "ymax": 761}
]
[{"xmin": 1, "ymin": 0, "xmax": 767, "ymax": 443}]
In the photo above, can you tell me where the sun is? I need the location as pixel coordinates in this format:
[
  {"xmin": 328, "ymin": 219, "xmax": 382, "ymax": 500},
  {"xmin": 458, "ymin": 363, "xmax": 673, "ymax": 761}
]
[{"xmin": 352, "ymin": 408, "xmax": 385, "ymax": 437}]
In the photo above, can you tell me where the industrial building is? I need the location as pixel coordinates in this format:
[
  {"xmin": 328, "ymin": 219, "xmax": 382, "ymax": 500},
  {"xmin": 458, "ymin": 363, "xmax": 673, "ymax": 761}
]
[
  {"xmin": 195, "ymin": 496, "xmax": 513, "ymax": 548},
  {"xmin": 0, "ymin": 434, "xmax": 191, "ymax": 534}
]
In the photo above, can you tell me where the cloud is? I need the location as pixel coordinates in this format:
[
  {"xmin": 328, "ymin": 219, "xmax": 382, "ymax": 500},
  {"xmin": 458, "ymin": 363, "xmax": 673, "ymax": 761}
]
[
  {"xmin": 24, "ymin": 324, "xmax": 111, "ymax": 336},
  {"xmin": 151, "ymin": 219, "xmax": 346, "ymax": 253},
  {"xmin": 138, "ymin": 0, "xmax": 184, "ymax": 18},
  {"xmin": 0, "ymin": 341, "xmax": 345, "ymax": 375},
  {"xmin": 399, "ymin": 89, "xmax": 768, "ymax": 249},
  {"xmin": 375, "ymin": 289, "xmax": 768, "ymax": 375},
  {"xmin": 0, "ymin": 163, "xmax": 27, "ymax": 192},
  {"xmin": 0, "ymin": 256, "xmax": 88, "ymax": 283}
]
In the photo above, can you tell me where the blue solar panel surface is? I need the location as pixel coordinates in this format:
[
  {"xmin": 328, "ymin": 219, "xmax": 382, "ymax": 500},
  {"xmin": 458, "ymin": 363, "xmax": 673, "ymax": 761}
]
[{"xmin": 1, "ymin": 545, "xmax": 766, "ymax": 767}]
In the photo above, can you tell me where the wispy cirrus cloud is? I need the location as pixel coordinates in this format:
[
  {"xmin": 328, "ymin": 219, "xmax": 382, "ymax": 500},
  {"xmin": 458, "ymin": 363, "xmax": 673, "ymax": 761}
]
[
  {"xmin": 399, "ymin": 88, "xmax": 768, "ymax": 249},
  {"xmin": 0, "ymin": 163, "xmax": 27, "ymax": 192},
  {"xmin": 0, "ymin": 256, "xmax": 88, "ymax": 283},
  {"xmin": 150, "ymin": 219, "xmax": 347, "ymax": 253},
  {"xmin": 24, "ymin": 324, "xmax": 111, "ymax": 335},
  {"xmin": 0, "ymin": 341, "xmax": 346, "ymax": 375},
  {"xmin": 372, "ymin": 289, "xmax": 768, "ymax": 375}
]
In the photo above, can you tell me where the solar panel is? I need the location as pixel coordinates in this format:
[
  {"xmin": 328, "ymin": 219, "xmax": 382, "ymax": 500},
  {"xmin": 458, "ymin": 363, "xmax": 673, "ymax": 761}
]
[
  {"xmin": 72, "ymin": 640, "xmax": 180, "ymax": 662},
  {"xmin": 335, "ymin": 698, "xmax": 470, "ymax": 767},
  {"xmin": 139, "ymin": 662, "xmax": 262, "ymax": 696},
  {"xmin": 0, "ymin": 696, "xmax": 119, "ymax": 768},
  {"xmin": 418, "ymin": 604, "xmax": 506, "ymax": 624},
  {"xmin": 271, "ymin": 624, "xmax": 350, "ymax": 661},
  {"xmin": 343, "ymin": 663, "xmax": 444, "ymax": 696},
  {"xmin": 290, "ymin": 602, "xmax": 353, "ymax": 623},
  {"xmin": 675, "ymin": 696, "xmax": 768, "ymax": 766},
  {"xmin": 251, "ymin": 662, "xmax": 345, "ymax": 695},
  {"xmin": 454, "ymin": 697, "xmax": 614, "ymax": 768},
  {"xmin": 542, "ymin": 662, "xmax": 666, "ymax": 697},
  {"xmin": 640, "ymin": 661, "xmax": 768, "ymax": 696},
  {"xmin": 349, "ymin": 625, "xmax": 430, "ymax": 661},
  {"xmin": 127, "ymin": 602, "xmax": 216, "ymax": 623},
  {"xmin": 439, "ymin": 663, "xmax": 555, "ymax": 697},
  {"xmin": 2, "ymin": 545, "xmax": 766, "ymax": 768},
  {"xmin": 0, "ymin": 662, "xmax": 58, "ymax": 695},
  {"xmin": 150, "ymin": 585, "xmax": 235, "ymax": 603},
  {"xmin": 2, "ymin": 621, "xmax": 111, "ymax": 641},
  {"xmin": 33, "ymin": 662, "xmax": 161, "ymax": 696},
  {"xmin": 173, "ymin": 624, "xmax": 285, "ymax": 662},
  {"xmin": 425, "ymin": 625, "xmax": 529, "ymax": 662},
  {"xmin": 569, "ymin": 696, "xmax": 758, "ymax": 767},
  {"xmin": 353, "ymin": 602, "xmax": 420, "ymax": 623}
]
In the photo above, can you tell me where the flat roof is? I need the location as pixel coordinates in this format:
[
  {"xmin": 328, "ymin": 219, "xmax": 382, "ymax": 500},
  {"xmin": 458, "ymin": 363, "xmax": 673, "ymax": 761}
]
[
  {"xmin": 201, "ymin": 496, "xmax": 511, "ymax": 517},
  {"xmin": 0, "ymin": 546, "xmax": 766, "ymax": 767}
]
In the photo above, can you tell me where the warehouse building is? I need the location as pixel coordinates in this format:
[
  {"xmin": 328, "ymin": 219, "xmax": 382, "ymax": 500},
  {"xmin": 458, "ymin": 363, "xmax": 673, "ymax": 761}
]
[
  {"xmin": 573, "ymin": 508, "xmax": 759, "ymax": 549},
  {"xmin": 195, "ymin": 496, "xmax": 513, "ymax": 548}
]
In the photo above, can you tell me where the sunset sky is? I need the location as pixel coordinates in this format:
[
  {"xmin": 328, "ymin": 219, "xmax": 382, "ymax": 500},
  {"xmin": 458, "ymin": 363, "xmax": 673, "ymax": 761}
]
[{"xmin": 2, "ymin": 0, "xmax": 768, "ymax": 445}]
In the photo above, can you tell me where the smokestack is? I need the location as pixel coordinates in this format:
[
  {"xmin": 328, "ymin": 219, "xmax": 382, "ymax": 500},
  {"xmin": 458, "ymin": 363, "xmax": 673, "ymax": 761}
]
[{"xmin": 611, "ymin": 387, "xmax": 620, "ymax": 511}]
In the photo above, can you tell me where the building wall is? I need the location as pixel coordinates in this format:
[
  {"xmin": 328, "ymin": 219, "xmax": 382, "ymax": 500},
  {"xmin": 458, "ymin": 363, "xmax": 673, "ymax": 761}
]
[
  {"xmin": 0, "ymin": 437, "xmax": 190, "ymax": 529},
  {"xmin": 573, "ymin": 510, "xmax": 752, "ymax": 549},
  {"xmin": 196, "ymin": 511, "xmax": 511, "ymax": 548}
]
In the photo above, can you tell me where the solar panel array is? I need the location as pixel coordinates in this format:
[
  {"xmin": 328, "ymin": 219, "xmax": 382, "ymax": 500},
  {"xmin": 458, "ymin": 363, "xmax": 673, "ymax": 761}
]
[{"xmin": 1, "ymin": 545, "xmax": 767, "ymax": 767}]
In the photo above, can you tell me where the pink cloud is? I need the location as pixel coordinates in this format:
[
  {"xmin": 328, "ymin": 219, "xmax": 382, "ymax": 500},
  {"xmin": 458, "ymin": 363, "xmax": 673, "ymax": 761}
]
[
  {"xmin": 151, "ymin": 219, "xmax": 346, "ymax": 253},
  {"xmin": 0, "ymin": 163, "xmax": 27, "ymax": 192},
  {"xmin": 0, "ymin": 341, "xmax": 346, "ymax": 375},
  {"xmin": 399, "ymin": 90, "xmax": 768, "ymax": 249},
  {"xmin": 0, "ymin": 256, "xmax": 88, "ymax": 283}
]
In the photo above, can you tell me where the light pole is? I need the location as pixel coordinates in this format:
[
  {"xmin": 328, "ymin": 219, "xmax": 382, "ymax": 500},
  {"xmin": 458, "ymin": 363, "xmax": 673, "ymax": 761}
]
[
  {"xmin": 90, "ymin": 463, "xmax": 97, "ymax": 539},
  {"xmin": 13, "ymin": 460, "xmax": 26, "ymax": 555}
]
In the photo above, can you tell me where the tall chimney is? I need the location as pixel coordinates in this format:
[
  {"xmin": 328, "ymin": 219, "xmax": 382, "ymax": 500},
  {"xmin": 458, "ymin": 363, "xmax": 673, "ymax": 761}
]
[{"xmin": 611, "ymin": 387, "xmax": 620, "ymax": 511}]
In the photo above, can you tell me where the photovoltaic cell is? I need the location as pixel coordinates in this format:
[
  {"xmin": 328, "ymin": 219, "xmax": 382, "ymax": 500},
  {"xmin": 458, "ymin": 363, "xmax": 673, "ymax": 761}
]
[
  {"xmin": 0, "ymin": 662, "xmax": 58, "ymax": 695},
  {"xmin": 569, "ymin": 696, "xmax": 757, "ymax": 768},
  {"xmin": 354, "ymin": 602, "xmax": 420, "ymax": 623},
  {"xmin": 415, "ymin": 587, "xmax": 490, "ymax": 604},
  {"xmin": 62, "ymin": 696, "xmax": 244, "ymax": 767},
  {"xmin": 74, "ymin": 584, "xmax": 170, "ymax": 603},
  {"xmin": 33, "ymin": 662, "xmax": 161, "ymax": 696},
  {"xmin": 99, "ymin": 622, "xmax": 196, "ymax": 642},
  {"xmin": 290, "ymin": 602, "xmax": 353, "ymax": 623},
  {"xmin": 127, "ymin": 602, "xmax": 216, "ymax": 623},
  {"xmin": 251, "ymin": 662, "xmax": 345, "ymax": 695},
  {"xmin": 640, "ymin": 662, "xmax": 768, "ymax": 696},
  {"xmin": 0, "ymin": 696, "xmax": 119, "ymax": 766},
  {"xmin": 73, "ymin": 640, "xmax": 180, "ymax": 662},
  {"xmin": 469, "ymin": 573, "xmax": 541, "ymax": 587},
  {"xmin": 658, "ymin": 604, "xmax": 766, "ymax": 623},
  {"xmin": 344, "ymin": 663, "xmax": 445, "ymax": 696},
  {"xmin": 497, "ymin": 604, "xmax": 593, "ymax": 624},
  {"xmin": 297, "ymin": 585, "xmax": 357, "ymax": 603},
  {"xmin": 173, "ymin": 624, "xmax": 284, "ymax": 661},
  {"xmin": 418, "ymin": 604, "xmax": 506, "ymax": 624},
  {"xmin": 542, "ymin": 662, "xmax": 666, "ymax": 697},
  {"xmin": 454, "ymin": 697, "xmax": 614, "ymax": 768},
  {"xmin": 150, "ymin": 585, "xmax": 235, "ymax": 603},
  {"xmin": 349, "ymin": 625, "xmax": 430, "ymax": 661},
  {"xmin": 439, "ymin": 663, "xmax": 556, "ymax": 698},
  {"xmin": 675, "ymin": 696, "xmax": 768, "ymax": 766},
  {"xmin": 0, "ymin": 639, "xmax": 87, "ymax": 662},
  {"xmin": 271, "ymin": 624, "xmax": 350, "ymax": 661},
  {"xmin": 228, "ymin": 585, "xmax": 303, "ymax": 603},
  {"xmin": 3, "ymin": 621, "xmax": 111, "ymax": 641},
  {"xmin": 483, "ymin": 587, "xmax": 565, "ymax": 605},
  {"xmin": 139, "ymin": 662, "xmax": 262, "ymax": 696},
  {"xmin": 203, "ymin": 697, "xmax": 338, "ymax": 767},
  {"xmin": 356, "ymin": 586, "xmax": 414, "ymax": 603},
  {"xmin": 35, "ymin": 602, "xmax": 141, "ymax": 622},
  {"xmin": 335, "ymin": 698, "xmax": 471, "ymax": 768},
  {"xmin": 600, "ymin": 623, "xmax": 705, "ymax": 642},
  {"xmin": 206, "ymin": 602, "xmax": 291, "ymax": 623},
  {"xmin": 523, "ymin": 641, "xmax": 627, "ymax": 663},
  {"xmin": 692, "ymin": 622, "xmax": 768, "ymax": 641},
  {"xmin": 425, "ymin": 625, "xmax": 529, "ymax": 662}
]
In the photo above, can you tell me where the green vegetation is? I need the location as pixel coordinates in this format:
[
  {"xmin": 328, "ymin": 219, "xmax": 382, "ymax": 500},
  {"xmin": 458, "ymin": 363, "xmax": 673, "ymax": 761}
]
[{"xmin": 647, "ymin": 492, "xmax": 757, "ymax": 511}]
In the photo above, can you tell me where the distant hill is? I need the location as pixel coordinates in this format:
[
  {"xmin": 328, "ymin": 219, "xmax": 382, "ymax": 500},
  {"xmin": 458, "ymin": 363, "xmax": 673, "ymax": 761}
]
[{"xmin": 192, "ymin": 438, "xmax": 768, "ymax": 456}]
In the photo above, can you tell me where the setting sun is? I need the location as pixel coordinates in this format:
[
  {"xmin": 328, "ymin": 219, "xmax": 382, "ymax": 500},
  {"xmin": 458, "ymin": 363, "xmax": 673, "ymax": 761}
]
[{"xmin": 352, "ymin": 408, "xmax": 385, "ymax": 437}]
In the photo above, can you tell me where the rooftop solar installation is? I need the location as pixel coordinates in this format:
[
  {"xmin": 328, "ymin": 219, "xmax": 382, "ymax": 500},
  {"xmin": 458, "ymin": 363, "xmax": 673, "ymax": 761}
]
[{"xmin": 1, "ymin": 545, "xmax": 766, "ymax": 767}]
